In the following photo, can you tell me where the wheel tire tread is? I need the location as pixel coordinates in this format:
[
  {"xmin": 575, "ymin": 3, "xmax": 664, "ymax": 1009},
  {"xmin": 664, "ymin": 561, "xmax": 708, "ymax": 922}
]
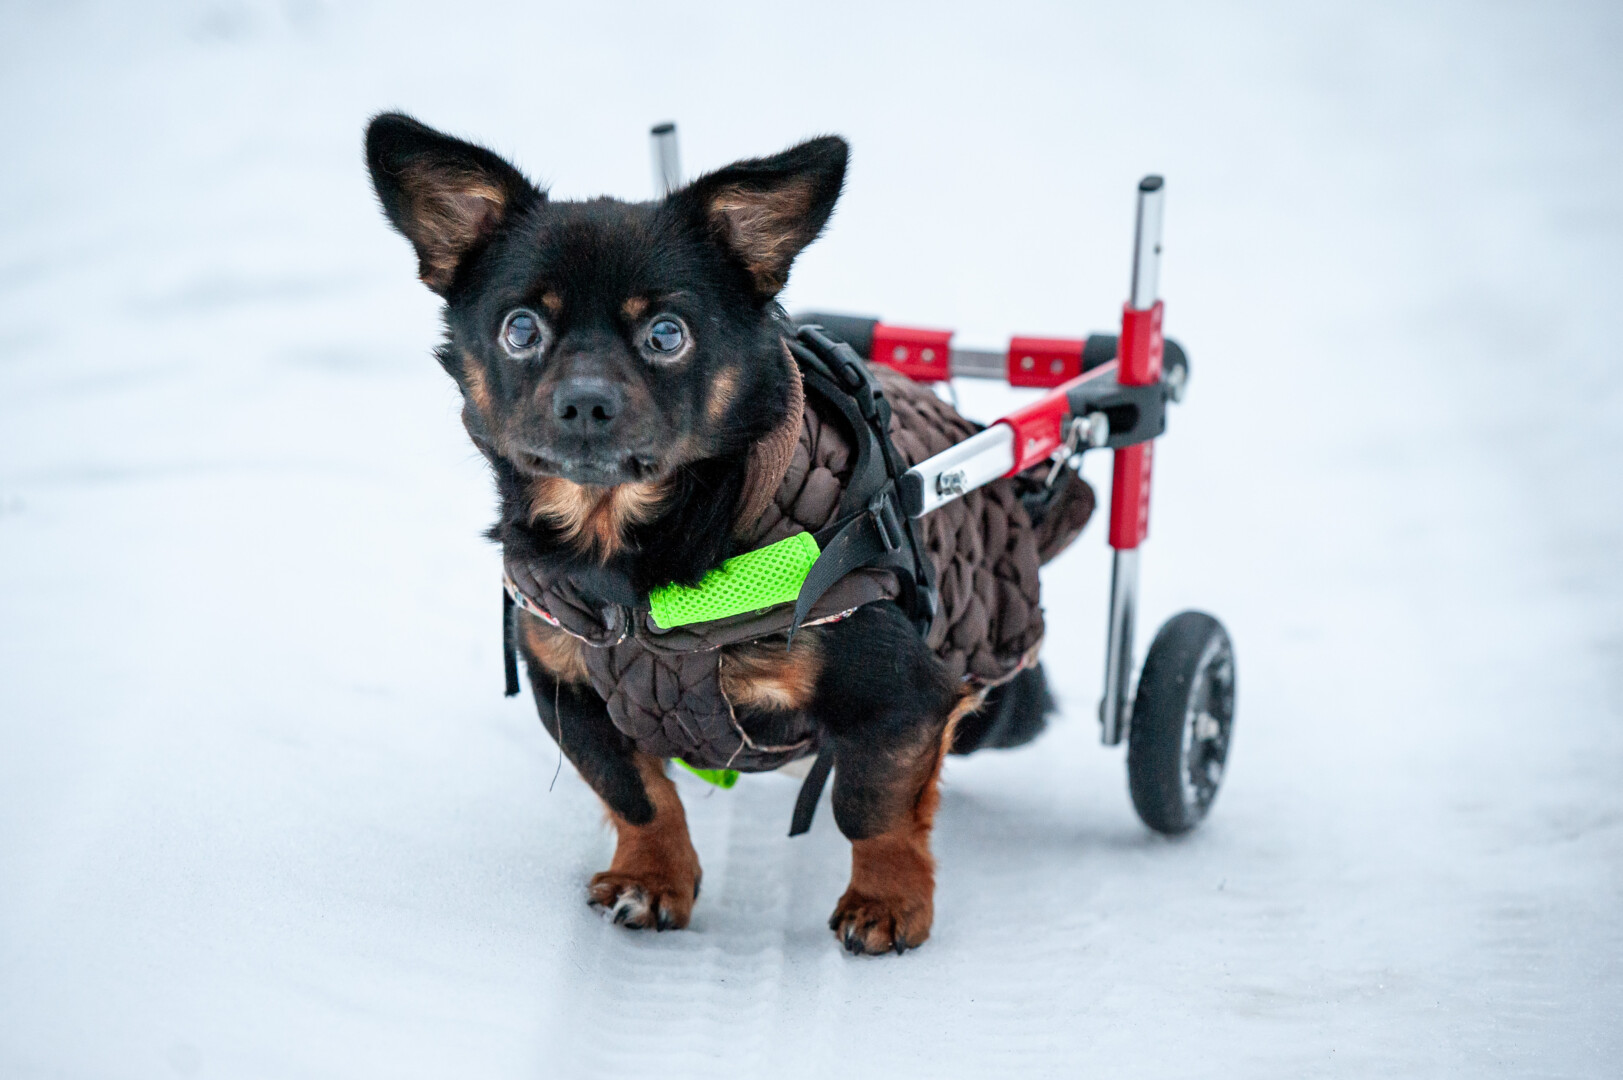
[{"xmin": 1126, "ymin": 610, "xmax": 1233, "ymax": 835}]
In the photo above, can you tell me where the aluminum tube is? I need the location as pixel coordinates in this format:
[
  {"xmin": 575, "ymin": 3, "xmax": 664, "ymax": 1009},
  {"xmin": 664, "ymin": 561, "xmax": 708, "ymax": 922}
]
[
  {"xmin": 1100, "ymin": 547, "xmax": 1140, "ymax": 745},
  {"xmin": 946, "ymin": 347, "xmax": 1005, "ymax": 379},
  {"xmin": 651, "ymin": 122, "xmax": 681, "ymax": 197},
  {"xmin": 904, "ymin": 424, "xmax": 1015, "ymax": 516},
  {"xmin": 1129, "ymin": 176, "xmax": 1165, "ymax": 310}
]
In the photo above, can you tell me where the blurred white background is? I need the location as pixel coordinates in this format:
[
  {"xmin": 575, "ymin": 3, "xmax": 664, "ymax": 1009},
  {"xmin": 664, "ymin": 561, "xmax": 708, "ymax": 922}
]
[{"xmin": 2, "ymin": 2, "xmax": 1620, "ymax": 1077}]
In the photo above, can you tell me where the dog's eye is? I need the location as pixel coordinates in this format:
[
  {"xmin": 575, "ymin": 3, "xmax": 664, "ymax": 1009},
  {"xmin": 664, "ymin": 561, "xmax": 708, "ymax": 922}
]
[
  {"xmin": 501, "ymin": 309, "xmax": 545, "ymax": 356},
  {"xmin": 645, "ymin": 317, "xmax": 686, "ymax": 356}
]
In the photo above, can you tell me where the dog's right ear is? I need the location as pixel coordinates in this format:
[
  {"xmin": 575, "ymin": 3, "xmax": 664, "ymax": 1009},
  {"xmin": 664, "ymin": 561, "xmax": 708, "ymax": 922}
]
[{"xmin": 365, "ymin": 113, "xmax": 540, "ymax": 295}]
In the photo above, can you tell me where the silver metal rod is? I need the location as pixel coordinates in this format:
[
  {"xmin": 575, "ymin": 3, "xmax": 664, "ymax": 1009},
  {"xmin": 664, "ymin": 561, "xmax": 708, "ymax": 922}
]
[
  {"xmin": 1129, "ymin": 176, "xmax": 1165, "ymax": 310},
  {"xmin": 1100, "ymin": 547, "xmax": 1140, "ymax": 745},
  {"xmin": 946, "ymin": 347, "xmax": 1005, "ymax": 379},
  {"xmin": 651, "ymin": 122, "xmax": 681, "ymax": 197},
  {"xmin": 903, "ymin": 423, "xmax": 1014, "ymax": 516}
]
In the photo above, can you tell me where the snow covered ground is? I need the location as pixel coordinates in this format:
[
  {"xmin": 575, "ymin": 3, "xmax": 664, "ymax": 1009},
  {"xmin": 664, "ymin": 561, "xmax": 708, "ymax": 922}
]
[{"xmin": 2, "ymin": 2, "xmax": 1620, "ymax": 1076}]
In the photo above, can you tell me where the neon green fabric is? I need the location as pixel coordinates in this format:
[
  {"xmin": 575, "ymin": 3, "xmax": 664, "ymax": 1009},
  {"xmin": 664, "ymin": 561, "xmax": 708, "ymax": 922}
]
[
  {"xmin": 647, "ymin": 532, "xmax": 821, "ymax": 630},
  {"xmin": 674, "ymin": 758, "xmax": 739, "ymax": 788}
]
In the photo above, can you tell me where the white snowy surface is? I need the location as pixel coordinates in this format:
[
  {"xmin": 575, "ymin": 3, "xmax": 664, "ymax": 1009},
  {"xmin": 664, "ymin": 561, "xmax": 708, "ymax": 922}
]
[{"xmin": 2, "ymin": 2, "xmax": 1621, "ymax": 1077}]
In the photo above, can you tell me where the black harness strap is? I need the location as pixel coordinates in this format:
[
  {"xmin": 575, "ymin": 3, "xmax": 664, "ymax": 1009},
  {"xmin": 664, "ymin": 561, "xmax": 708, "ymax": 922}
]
[
  {"xmin": 788, "ymin": 742, "xmax": 836, "ymax": 836},
  {"xmin": 785, "ymin": 325, "xmax": 937, "ymax": 643},
  {"xmin": 502, "ymin": 588, "xmax": 521, "ymax": 697}
]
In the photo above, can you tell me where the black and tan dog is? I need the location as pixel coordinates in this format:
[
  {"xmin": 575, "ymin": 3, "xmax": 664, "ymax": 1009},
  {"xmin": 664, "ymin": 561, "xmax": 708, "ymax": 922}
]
[{"xmin": 365, "ymin": 114, "xmax": 1061, "ymax": 954}]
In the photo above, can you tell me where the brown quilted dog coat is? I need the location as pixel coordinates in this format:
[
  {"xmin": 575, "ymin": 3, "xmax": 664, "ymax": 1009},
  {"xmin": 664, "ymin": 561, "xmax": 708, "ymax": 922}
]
[{"xmin": 505, "ymin": 358, "xmax": 1093, "ymax": 771}]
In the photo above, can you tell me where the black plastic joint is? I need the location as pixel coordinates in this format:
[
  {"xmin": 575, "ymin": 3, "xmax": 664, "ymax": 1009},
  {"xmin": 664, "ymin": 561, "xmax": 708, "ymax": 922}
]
[
  {"xmin": 898, "ymin": 471, "xmax": 926, "ymax": 518},
  {"xmin": 869, "ymin": 491, "xmax": 904, "ymax": 553}
]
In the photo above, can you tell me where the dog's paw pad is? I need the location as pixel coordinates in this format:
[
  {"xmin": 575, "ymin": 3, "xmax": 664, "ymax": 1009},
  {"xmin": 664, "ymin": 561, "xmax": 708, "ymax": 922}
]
[
  {"xmin": 588, "ymin": 872, "xmax": 696, "ymax": 931},
  {"xmin": 828, "ymin": 891, "xmax": 931, "ymax": 956}
]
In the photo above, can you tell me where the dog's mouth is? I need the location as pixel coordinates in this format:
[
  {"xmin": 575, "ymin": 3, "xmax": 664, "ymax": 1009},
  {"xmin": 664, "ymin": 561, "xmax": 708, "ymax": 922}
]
[{"xmin": 510, "ymin": 448, "xmax": 664, "ymax": 487}]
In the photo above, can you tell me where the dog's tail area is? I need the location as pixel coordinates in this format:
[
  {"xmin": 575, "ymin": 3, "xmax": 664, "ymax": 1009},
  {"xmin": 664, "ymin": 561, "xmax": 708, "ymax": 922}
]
[{"xmin": 949, "ymin": 663, "xmax": 1055, "ymax": 755}]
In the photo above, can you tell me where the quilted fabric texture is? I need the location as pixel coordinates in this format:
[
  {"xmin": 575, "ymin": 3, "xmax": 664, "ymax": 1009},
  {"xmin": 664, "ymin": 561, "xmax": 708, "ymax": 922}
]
[
  {"xmin": 582, "ymin": 643, "xmax": 818, "ymax": 771},
  {"xmin": 753, "ymin": 388, "xmax": 858, "ymax": 544},
  {"xmin": 873, "ymin": 367, "xmax": 1049, "ymax": 683}
]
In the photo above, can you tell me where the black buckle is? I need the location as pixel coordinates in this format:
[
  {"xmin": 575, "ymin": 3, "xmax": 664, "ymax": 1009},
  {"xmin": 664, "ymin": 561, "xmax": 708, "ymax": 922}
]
[
  {"xmin": 830, "ymin": 343, "xmax": 881, "ymax": 421},
  {"xmin": 798, "ymin": 325, "xmax": 882, "ymax": 419},
  {"xmin": 868, "ymin": 491, "xmax": 903, "ymax": 553},
  {"xmin": 828, "ymin": 341, "xmax": 867, "ymax": 387}
]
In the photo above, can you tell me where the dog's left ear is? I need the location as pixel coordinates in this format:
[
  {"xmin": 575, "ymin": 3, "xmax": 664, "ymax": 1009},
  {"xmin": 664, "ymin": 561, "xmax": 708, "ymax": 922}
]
[{"xmin": 674, "ymin": 136, "xmax": 848, "ymax": 297}]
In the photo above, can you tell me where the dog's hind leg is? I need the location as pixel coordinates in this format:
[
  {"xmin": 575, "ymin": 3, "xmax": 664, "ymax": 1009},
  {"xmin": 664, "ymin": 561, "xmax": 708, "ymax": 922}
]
[
  {"xmin": 519, "ymin": 617, "xmax": 701, "ymax": 930},
  {"xmin": 811, "ymin": 603, "xmax": 966, "ymax": 955}
]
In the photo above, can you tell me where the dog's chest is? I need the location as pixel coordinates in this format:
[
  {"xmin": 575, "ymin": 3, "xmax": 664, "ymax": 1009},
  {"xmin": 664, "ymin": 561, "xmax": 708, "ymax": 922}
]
[{"xmin": 524, "ymin": 614, "xmax": 821, "ymax": 772}]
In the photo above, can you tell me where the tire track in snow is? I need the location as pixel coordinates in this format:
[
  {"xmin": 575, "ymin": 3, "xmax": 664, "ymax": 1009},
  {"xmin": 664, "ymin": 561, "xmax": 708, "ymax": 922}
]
[{"xmin": 555, "ymin": 774, "xmax": 798, "ymax": 1076}]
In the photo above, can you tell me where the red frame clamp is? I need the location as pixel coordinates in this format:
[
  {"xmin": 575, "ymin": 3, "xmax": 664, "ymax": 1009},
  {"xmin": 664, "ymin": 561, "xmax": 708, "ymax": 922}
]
[
  {"xmin": 871, "ymin": 323, "xmax": 953, "ymax": 383},
  {"xmin": 1108, "ymin": 300, "xmax": 1163, "ymax": 549},
  {"xmin": 1007, "ymin": 336, "xmax": 1085, "ymax": 388},
  {"xmin": 1116, "ymin": 301, "xmax": 1164, "ymax": 387},
  {"xmin": 998, "ymin": 392, "xmax": 1069, "ymax": 474}
]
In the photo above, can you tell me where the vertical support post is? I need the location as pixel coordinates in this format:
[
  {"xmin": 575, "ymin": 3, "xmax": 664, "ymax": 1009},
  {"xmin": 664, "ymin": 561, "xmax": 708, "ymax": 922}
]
[
  {"xmin": 1100, "ymin": 176, "xmax": 1166, "ymax": 746},
  {"xmin": 1101, "ymin": 548, "xmax": 1140, "ymax": 744},
  {"xmin": 651, "ymin": 122, "xmax": 681, "ymax": 197}
]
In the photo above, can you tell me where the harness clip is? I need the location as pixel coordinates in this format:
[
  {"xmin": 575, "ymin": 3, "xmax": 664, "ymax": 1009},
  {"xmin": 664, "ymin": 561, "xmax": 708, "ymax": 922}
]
[{"xmin": 868, "ymin": 491, "xmax": 904, "ymax": 553}]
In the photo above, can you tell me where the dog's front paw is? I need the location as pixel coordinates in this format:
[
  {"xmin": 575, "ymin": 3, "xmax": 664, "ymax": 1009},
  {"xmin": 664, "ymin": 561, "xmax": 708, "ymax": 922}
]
[
  {"xmin": 828, "ymin": 889, "xmax": 932, "ymax": 955},
  {"xmin": 588, "ymin": 869, "xmax": 699, "ymax": 931}
]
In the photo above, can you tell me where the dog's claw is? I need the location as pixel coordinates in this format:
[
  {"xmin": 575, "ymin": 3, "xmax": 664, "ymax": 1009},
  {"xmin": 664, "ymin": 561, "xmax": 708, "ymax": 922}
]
[
  {"xmin": 588, "ymin": 873, "xmax": 695, "ymax": 932},
  {"xmin": 829, "ymin": 891, "xmax": 932, "ymax": 957}
]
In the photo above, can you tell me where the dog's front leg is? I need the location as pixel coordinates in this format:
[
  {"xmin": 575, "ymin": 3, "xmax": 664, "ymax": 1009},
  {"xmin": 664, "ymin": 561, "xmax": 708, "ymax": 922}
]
[
  {"xmin": 828, "ymin": 743, "xmax": 947, "ymax": 955},
  {"xmin": 587, "ymin": 754, "xmax": 701, "ymax": 930},
  {"xmin": 813, "ymin": 604, "xmax": 964, "ymax": 955},
  {"xmin": 519, "ymin": 617, "xmax": 701, "ymax": 930}
]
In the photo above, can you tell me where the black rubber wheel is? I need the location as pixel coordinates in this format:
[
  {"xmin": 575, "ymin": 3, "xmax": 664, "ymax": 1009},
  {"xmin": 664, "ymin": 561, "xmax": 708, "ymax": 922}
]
[{"xmin": 1127, "ymin": 611, "xmax": 1236, "ymax": 835}]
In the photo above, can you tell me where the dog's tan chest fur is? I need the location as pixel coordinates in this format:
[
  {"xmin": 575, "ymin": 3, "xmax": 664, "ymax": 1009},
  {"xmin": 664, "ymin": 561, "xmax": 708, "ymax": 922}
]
[{"xmin": 525, "ymin": 477, "xmax": 668, "ymax": 560}]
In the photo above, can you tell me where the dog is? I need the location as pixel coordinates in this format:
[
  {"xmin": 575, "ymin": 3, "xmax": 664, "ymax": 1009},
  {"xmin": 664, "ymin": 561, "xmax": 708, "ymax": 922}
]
[{"xmin": 365, "ymin": 113, "xmax": 1062, "ymax": 954}]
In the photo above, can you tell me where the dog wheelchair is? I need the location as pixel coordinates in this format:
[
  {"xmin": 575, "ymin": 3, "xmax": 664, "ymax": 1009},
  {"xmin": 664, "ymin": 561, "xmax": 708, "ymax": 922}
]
[{"xmin": 652, "ymin": 124, "xmax": 1235, "ymax": 834}]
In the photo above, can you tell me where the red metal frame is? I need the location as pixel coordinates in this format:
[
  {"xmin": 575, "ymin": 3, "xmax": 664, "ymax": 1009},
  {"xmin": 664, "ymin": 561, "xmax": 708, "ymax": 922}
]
[
  {"xmin": 864, "ymin": 302, "xmax": 1170, "ymax": 544},
  {"xmin": 1107, "ymin": 300, "xmax": 1164, "ymax": 550},
  {"xmin": 1007, "ymin": 336, "xmax": 1085, "ymax": 387},
  {"xmin": 997, "ymin": 360, "xmax": 1119, "ymax": 475},
  {"xmin": 1108, "ymin": 442, "xmax": 1154, "ymax": 549},
  {"xmin": 871, "ymin": 323, "xmax": 953, "ymax": 383},
  {"xmin": 1117, "ymin": 301, "xmax": 1164, "ymax": 387},
  {"xmin": 999, "ymin": 388, "xmax": 1070, "ymax": 473}
]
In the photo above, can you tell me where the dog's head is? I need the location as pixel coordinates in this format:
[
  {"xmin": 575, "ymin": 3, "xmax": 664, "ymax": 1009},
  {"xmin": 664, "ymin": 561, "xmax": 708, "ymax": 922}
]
[{"xmin": 366, "ymin": 114, "xmax": 845, "ymax": 505}]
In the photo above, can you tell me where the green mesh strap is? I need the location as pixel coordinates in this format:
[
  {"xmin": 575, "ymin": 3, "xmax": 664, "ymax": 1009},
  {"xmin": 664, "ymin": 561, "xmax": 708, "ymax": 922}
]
[
  {"xmin": 674, "ymin": 759, "xmax": 739, "ymax": 788},
  {"xmin": 647, "ymin": 532, "xmax": 821, "ymax": 630}
]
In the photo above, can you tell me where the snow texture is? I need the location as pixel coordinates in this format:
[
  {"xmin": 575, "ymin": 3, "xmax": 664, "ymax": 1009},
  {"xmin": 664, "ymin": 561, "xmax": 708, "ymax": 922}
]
[{"xmin": 2, "ymin": 2, "xmax": 1621, "ymax": 1077}]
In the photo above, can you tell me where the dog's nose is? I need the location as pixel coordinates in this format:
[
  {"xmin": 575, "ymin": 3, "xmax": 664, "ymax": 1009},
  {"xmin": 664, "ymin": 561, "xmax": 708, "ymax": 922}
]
[{"xmin": 552, "ymin": 378, "xmax": 625, "ymax": 430}]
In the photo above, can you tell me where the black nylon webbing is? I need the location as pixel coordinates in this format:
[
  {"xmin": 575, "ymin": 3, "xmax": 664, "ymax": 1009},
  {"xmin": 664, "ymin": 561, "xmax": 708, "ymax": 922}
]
[
  {"xmin": 502, "ymin": 588, "xmax": 521, "ymax": 697},
  {"xmin": 784, "ymin": 326, "xmax": 936, "ymax": 643},
  {"xmin": 788, "ymin": 742, "xmax": 836, "ymax": 836}
]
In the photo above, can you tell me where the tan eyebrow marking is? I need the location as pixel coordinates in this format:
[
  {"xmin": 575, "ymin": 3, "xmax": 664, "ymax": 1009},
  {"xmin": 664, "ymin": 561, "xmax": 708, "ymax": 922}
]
[
  {"xmin": 460, "ymin": 349, "xmax": 493, "ymax": 415},
  {"xmin": 540, "ymin": 292, "xmax": 562, "ymax": 316},
  {"xmin": 621, "ymin": 296, "xmax": 649, "ymax": 320},
  {"xmin": 707, "ymin": 367, "xmax": 739, "ymax": 423}
]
